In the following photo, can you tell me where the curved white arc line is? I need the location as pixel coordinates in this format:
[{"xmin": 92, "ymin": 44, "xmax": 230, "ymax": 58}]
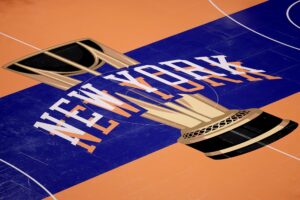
[
  {"xmin": 286, "ymin": 0, "xmax": 300, "ymax": 30},
  {"xmin": 208, "ymin": 0, "xmax": 300, "ymax": 51},
  {"xmin": 0, "ymin": 32, "xmax": 41, "ymax": 50},
  {"xmin": 0, "ymin": 159, "xmax": 57, "ymax": 200}
]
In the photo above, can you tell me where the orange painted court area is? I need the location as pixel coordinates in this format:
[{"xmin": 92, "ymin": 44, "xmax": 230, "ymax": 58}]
[
  {"xmin": 0, "ymin": 0, "xmax": 264, "ymax": 97},
  {"xmin": 47, "ymin": 93, "xmax": 300, "ymax": 200},
  {"xmin": 2, "ymin": 0, "xmax": 300, "ymax": 200}
]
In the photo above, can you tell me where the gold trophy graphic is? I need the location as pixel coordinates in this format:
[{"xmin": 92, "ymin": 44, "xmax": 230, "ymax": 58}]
[
  {"xmin": 3, "ymin": 38, "xmax": 298, "ymax": 159},
  {"xmin": 3, "ymin": 39, "xmax": 139, "ymax": 90},
  {"xmin": 117, "ymin": 93, "xmax": 298, "ymax": 159}
]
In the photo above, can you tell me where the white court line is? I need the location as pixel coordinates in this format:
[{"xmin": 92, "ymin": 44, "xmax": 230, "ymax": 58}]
[
  {"xmin": 0, "ymin": 159, "xmax": 57, "ymax": 200},
  {"xmin": 0, "ymin": 32, "xmax": 56, "ymax": 198},
  {"xmin": 265, "ymin": 145, "xmax": 300, "ymax": 161},
  {"xmin": 208, "ymin": 0, "xmax": 300, "ymax": 51},
  {"xmin": 286, "ymin": 0, "xmax": 300, "ymax": 30},
  {"xmin": 0, "ymin": 32, "xmax": 41, "ymax": 50},
  {"xmin": 0, "ymin": 31, "xmax": 220, "ymax": 106},
  {"xmin": 208, "ymin": 0, "xmax": 300, "ymax": 162},
  {"xmin": 0, "ymin": 11, "xmax": 299, "ymax": 162}
]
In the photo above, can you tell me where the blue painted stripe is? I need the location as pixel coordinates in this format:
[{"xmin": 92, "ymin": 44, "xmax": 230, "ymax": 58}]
[{"xmin": 1, "ymin": 0, "xmax": 300, "ymax": 199}]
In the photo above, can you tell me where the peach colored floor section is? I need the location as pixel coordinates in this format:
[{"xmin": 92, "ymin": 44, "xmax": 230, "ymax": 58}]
[
  {"xmin": 46, "ymin": 95, "xmax": 300, "ymax": 200},
  {"xmin": 0, "ymin": 0, "xmax": 265, "ymax": 97}
]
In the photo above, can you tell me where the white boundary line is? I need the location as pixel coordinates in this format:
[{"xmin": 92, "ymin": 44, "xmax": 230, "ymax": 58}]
[
  {"xmin": 208, "ymin": 0, "xmax": 300, "ymax": 51},
  {"xmin": 265, "ymin": 145, "xmax": 300, "ymax": 161},
  {"xmin": 0, "ymin": 32, "xmax": 41, "ymax": 50},
  {"xmin": 208, "ymin": 0, "xmax": 300, "ymax": 162},
  {"xmin": 286, "ymin": 0, "xmax": 300, "ymax": 30},
  {"xmin": 0, "ymin": 3, "xmax": 299, "ymax": 167},
  {"xmin": 0, "ymin": 32, "xmax": 54, "ymax": 198},
  {"xmin": 0, "ymin": 159, "xmax": 57, "ymax": 200}
]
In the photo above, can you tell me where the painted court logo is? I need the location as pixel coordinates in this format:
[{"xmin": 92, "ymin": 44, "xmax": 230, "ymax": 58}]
[{"xmin": 3, "ymin": 38, "xmax": 298, "ymax": 159}]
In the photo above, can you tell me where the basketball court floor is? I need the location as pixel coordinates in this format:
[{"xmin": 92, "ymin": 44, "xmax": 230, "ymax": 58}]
[{"xmin": 0, "ymin": 0, "xmax": 300, "ymax": 199}]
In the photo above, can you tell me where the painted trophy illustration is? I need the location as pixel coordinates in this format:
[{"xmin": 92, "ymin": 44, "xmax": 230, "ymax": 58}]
[{"xmin": 3, "ymin": 38, "xmax": 298, "ymax": 159}]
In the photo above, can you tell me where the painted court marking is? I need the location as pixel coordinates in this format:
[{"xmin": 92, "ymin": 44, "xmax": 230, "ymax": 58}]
[
  {"xmin": 208, "ymin": 0, "xmax": 300, "ymax": 162},
  {"xmin": 1, "ymin": 31, "xmax": 299, "ymax": 162},
  {"xmin": 0, "ymin": 9, "xmax": 299, "ymax": 198},
  {"xmin": 208, "ymin": 0, "xmax": 300, "ymax": 51},
  {"xmin": 265, "ymin": 145, "xmax": 300, "ymax": 161},
  {"xmin": 286, "ymin": 0, "xmax": 300, "ymax": 30},
  {"xmin": 79, "ymin": 70, "xmax": 221, "ymax": 126},
  {"xmin": 0, "ymin": 159, "xmax": 57, "ymax": 200},
  {"xmin": 0, "ymin": 32, "xmax": 41, "ymax": 51}
]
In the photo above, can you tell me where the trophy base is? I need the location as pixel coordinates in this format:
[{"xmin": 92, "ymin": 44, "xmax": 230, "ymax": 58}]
[{"xmin": 178, "ymin": 109, "xmax": 298, "ymax": 160}]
